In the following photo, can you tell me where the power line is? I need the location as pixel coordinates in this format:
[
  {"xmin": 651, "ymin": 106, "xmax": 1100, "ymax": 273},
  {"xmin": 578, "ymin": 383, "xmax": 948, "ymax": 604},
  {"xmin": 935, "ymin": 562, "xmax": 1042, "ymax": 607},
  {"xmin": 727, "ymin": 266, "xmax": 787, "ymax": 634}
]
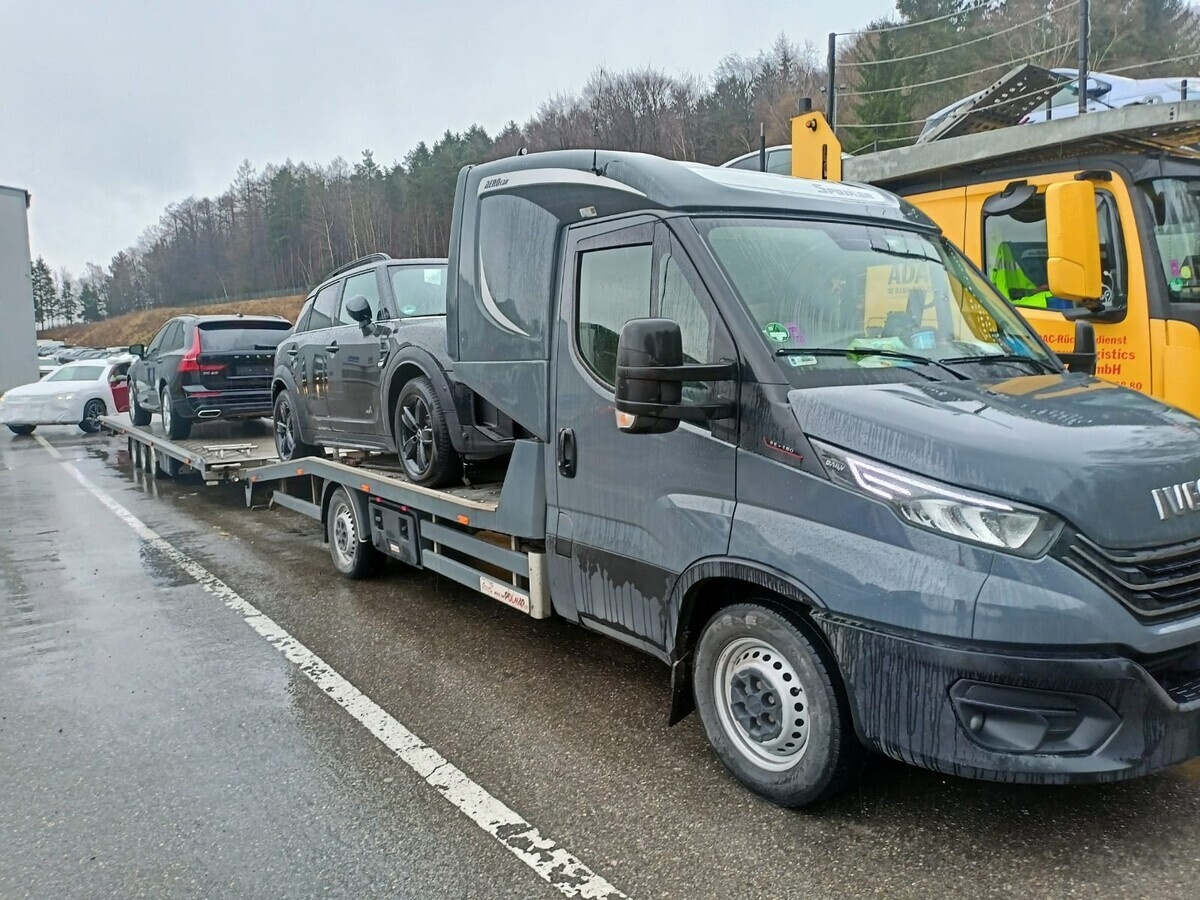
[
  {"xmin": 843, "ymin": 2, "xmax": 1080, "ymax": 68},
  {"xmin": 837, "ymin": 1, "xmax": 990, "ymax": 38},
  {"xmin": 1105, "ymin": 54, "xmax": 1200, "ymax": 75},
  {"xmin": 840, "ymin": 39, "xmax": 1078, "ymax": 98}
]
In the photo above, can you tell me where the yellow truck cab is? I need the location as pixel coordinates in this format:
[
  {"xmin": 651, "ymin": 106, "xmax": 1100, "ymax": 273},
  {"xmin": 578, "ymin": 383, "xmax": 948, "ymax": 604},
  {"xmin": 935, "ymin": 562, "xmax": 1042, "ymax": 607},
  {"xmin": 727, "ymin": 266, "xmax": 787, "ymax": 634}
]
[{"xmin": 792, "ymin": 100, "xmax": 1200, "ymax": 415}]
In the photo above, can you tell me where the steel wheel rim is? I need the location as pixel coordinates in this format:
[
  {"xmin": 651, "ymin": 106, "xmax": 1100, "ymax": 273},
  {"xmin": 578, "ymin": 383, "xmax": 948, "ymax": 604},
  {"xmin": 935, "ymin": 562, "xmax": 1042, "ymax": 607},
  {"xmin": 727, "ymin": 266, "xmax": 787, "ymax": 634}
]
[
  {"xmin": 713, "ymin": 636, "xmax": 810, "ymax": 771},
  {"xmin": 400, "ymin": 395, "xmax": 435, "ymax": 478},
  {"xmin": 331, "ymin": 500, "xmax": 356, "ymax": 567},
  {"xmin": 275, "ymin": 397, "xmax": 295, "ymax": 458},
  {"xmin": 161, "ymin": 391, "xmax": 172, "ymax": 431}
]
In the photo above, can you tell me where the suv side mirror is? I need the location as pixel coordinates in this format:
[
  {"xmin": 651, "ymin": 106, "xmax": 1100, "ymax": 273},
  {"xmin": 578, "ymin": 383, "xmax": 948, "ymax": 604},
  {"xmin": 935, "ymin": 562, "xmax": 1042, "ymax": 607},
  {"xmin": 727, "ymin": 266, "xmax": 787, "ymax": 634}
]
[
  {"xmin": 344, "ymin": 295, "xmax": 373, "ymax": 324},
  {"xmin": 1045, "ymin": 181, "xmax": 1102, "ymax": 302},
  {"xmin": 614, "ymin": 318, "xmax": 737, "ymax": 435},
  {"xmin": 128, "ymin": 344, "xmax": 145, "ymax": 358}
]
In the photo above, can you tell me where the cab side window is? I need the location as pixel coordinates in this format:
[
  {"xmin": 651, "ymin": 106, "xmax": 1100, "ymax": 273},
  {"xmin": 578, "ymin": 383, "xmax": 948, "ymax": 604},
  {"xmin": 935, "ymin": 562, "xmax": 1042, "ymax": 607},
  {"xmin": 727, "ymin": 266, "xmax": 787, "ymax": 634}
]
[
  {"xmin": 657, "ymin": 248, "xmax": 728, "ymax": 403},
  {"xmin": 982, "ymin": 190, "xmax": 1121, "ymax": 310},
  {"xmin": 308, "ymin": 282, "xmax": 341, "ymax": 331},
  {"xmin": 339, "ymin": 272, "xmax": 381, "ymax": 324},
  {"xmin": 576, "ymin": 244, "xmax": 653, "ymax": 386}
]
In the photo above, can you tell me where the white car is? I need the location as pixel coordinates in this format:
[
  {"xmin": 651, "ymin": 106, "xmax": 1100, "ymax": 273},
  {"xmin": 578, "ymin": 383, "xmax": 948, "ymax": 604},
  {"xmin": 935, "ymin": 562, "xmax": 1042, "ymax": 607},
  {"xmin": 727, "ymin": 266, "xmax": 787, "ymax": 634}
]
[{"xmin": 0, "ymin": 358, "xmax": 133, "ymax": 436}]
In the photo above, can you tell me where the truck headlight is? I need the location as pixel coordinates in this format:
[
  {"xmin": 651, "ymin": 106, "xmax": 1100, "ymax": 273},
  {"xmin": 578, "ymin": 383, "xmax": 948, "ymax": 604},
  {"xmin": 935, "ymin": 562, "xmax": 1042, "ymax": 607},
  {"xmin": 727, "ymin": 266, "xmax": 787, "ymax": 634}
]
[{"xmin": 812, "ymin": 441, "xmax": 1062, "ymax": 558}]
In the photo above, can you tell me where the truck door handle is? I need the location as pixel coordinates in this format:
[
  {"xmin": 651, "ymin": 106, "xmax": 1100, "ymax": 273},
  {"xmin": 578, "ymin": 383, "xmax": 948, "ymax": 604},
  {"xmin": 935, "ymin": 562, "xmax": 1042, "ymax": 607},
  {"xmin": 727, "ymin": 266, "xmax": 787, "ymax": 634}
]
[
  {"xmin": 556, "ymin": 428, "xmax": 576, "ymax": 478},
  {"xmin": 324, "ymin": 343, "xmax": 340, "ymax": 355}
]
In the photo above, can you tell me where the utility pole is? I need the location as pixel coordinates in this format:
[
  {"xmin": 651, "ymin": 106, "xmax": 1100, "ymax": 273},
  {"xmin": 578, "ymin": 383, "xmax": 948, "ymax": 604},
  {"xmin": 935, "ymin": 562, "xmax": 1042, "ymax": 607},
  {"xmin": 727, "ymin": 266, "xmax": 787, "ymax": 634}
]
[
  {"xmin": 826, "ymin": 32, "xmax": 838, "ymax": 130},
  {"xmin": 1078, "ymin": 0, "xmax": 1089, "ymax": 116}
]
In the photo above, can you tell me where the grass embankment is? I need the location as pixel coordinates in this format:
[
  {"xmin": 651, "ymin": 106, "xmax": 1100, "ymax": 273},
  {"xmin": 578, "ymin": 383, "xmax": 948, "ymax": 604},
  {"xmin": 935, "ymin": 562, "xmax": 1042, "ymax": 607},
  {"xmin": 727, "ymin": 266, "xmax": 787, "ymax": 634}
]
[{"xmin": 39, "ymin": 294, "xmax": 308, "ymax": 347}]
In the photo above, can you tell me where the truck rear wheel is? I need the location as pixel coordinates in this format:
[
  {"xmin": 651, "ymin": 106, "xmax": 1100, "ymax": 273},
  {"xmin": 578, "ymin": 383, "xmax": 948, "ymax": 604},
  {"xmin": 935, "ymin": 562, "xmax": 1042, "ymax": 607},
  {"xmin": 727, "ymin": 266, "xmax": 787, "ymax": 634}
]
[
  {"xmin": 693, "ymin": 603, "xmax": 858, "ymax": 807},
  {"xmin": 327, "ymin": 486, "xmax": 384, "ymax": 579}
]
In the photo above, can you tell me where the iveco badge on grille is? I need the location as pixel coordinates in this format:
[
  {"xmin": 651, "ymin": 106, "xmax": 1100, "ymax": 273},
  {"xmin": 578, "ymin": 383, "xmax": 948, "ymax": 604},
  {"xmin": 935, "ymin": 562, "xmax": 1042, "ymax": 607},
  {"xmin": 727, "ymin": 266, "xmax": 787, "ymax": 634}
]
[{"xmin": 1152, "ymin": 479, "xmax": 1200, "ymax": 521}]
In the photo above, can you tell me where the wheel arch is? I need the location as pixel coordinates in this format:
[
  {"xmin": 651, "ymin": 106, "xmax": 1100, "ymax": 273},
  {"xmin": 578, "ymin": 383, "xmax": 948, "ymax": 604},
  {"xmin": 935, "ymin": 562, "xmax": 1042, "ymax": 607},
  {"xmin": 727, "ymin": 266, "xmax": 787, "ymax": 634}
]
[
  {"xmin": 383, "ymin": 349, "xmax": 464, "ymax": 452},
  {"xmin": 665, "ymin": 559, "xmax": 832, "ymax": 726}
]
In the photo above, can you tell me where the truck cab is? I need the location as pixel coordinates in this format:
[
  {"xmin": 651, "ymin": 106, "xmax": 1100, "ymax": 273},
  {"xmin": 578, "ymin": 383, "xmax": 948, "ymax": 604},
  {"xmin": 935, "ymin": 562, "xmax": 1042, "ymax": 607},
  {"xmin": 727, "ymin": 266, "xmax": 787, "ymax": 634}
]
[{"xmin": 442, "ymin": 150, "xmax": 1200, "ymax": 805}]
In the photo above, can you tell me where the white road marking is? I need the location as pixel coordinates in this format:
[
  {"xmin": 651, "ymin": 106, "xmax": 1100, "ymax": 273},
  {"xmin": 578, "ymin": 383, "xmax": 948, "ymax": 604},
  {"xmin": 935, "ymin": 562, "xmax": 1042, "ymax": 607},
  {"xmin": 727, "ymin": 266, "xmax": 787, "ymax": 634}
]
[
  {"xmin": 34, "ymin": 434, "xmax": 63, "ymax": 459},
  {"xmin": 55, "ymin": 455, "xmax": 629, "ymax": 900}
]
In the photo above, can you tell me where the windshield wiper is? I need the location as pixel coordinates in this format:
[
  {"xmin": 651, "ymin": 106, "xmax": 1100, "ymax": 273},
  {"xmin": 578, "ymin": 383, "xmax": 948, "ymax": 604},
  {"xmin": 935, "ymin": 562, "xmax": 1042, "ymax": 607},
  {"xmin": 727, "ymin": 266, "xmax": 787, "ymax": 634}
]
[
  {"xmin": 939, "ymin": 354, "xmax": 1058, "ymax": 374},
  {"xmin": 776, "ymin": 347, "xmax": 968, "ymax": 381}
]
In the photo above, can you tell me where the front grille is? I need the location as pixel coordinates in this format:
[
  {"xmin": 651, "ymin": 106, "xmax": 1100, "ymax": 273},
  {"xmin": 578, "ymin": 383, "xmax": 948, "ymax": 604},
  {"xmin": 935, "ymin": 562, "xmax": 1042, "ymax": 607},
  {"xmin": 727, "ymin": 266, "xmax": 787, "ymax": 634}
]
[{"xmin": 1059, "ymin": 533, "xmax": 1200, "ymax": 620}]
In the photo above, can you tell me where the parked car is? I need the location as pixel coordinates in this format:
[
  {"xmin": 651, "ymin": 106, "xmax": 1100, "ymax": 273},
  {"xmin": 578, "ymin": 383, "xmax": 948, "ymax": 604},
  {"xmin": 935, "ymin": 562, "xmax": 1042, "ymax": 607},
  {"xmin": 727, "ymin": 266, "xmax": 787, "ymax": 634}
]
[
  {"xmin": 919, "ymin": 68, "xmax": 1200, "ymax": 142},
  {"xmin": 271, "ymin": 254, "xmax": 514, "ymax": 486},
  {"xmin": 0, "ymin": 357, "xmax": 132, "ymax": 435},
  {"xmin": 128, "ymin": 314, "xmax": 293, "ymax": 440}
]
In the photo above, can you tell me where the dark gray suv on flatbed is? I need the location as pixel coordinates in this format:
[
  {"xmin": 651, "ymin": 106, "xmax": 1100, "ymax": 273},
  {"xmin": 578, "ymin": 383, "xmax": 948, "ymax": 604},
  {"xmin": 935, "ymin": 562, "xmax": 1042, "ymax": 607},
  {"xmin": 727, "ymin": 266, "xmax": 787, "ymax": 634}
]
[{"xmin": 271, "ymin": 254, "xmax": 514, "ymax": 486}]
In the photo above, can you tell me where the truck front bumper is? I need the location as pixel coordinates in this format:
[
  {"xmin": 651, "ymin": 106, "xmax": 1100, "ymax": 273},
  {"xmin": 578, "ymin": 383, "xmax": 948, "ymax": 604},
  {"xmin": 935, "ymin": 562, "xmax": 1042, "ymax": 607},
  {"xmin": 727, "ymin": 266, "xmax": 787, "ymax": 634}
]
[{"xmin": 815, "ymin": 613, "xmax": 1200, "ymax": 783}]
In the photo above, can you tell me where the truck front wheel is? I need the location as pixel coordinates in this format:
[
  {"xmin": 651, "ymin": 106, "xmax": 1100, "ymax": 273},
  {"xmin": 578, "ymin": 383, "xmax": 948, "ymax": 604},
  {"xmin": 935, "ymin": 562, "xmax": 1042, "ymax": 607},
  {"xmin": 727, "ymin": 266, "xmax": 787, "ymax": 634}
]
[
  {"xmin": 693, "ymin": 603, "xmax": 859, "ymax": 807},
  {"xmin": 327, "ymin": 486, "xmax": 384, "ymax": 579}
]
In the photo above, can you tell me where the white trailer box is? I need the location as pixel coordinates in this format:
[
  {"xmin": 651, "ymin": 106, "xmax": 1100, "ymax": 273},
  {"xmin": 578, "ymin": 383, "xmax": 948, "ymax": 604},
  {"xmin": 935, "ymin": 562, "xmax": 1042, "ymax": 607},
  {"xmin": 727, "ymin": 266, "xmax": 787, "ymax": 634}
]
[{"xmin": 0, "ymin": 185, "xmax": 38, "ymax": 394}]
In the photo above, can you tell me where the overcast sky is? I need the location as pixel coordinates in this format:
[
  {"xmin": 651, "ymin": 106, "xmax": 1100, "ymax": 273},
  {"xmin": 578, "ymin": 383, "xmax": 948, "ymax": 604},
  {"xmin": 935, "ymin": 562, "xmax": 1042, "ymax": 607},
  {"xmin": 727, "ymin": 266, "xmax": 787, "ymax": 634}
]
[{"xmin": 1, "ymin": 0, "xmax": 895, "ymax": 277}]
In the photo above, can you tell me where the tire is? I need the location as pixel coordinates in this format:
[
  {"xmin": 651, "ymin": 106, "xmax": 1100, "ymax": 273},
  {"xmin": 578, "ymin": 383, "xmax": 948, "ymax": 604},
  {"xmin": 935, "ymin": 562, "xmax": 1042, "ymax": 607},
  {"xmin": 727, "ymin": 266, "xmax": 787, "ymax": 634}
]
[
  {"xmin": 395, "ymin": 376, "xmax": 460, "ymax": 488},
  {"xmin": 79, "ymin": 398, "xmax": 107, "ymax": 433},
  {"xmin": 693, "ymin": 603, "xmax": 859, "ymax": 807},
  {"xmin": 273, "ymin": 390, "xmax": 320, "ymax": 461},
  {"xmin": 155, "ymin": 451, "xmax": 182, "ymax": 478},
  {"xmin": 326, "ymin": 487, "xmax": 384, "ymax": 579},
  {"xmin": 129, "ymin": 388, "xmax": 151, "ymax": 426},
  {"xmin": 161, "ymin": 386, "xmax": 191, "ymax": 440},
  {"xmin": 7, "ymin": 424, "xmax": 35, "ymax": 436}
]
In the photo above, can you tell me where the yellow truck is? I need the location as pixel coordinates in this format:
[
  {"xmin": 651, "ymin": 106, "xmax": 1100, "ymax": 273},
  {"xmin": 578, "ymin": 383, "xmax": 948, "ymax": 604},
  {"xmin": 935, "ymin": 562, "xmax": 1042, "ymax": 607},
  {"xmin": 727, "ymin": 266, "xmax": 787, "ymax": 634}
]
[{"xmin": 785, "ymin": 98, "xmax": 1200, "ymax": 415}]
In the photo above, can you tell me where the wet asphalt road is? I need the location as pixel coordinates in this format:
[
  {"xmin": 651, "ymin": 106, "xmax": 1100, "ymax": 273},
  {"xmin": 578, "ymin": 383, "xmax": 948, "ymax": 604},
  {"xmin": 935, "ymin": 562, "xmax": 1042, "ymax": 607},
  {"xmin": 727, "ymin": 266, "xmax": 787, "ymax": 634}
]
[{"xmin": 2, "ymin": 425, "xmax": 1200, "ymax": 899}]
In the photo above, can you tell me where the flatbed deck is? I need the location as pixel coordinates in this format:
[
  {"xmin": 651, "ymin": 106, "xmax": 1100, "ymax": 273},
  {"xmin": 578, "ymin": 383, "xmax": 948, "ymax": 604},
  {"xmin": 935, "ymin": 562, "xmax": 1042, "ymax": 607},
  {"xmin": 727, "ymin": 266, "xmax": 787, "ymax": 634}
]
[{"xmin": 100, "ymin": 415, "xmax": 279, "ymax": 482}]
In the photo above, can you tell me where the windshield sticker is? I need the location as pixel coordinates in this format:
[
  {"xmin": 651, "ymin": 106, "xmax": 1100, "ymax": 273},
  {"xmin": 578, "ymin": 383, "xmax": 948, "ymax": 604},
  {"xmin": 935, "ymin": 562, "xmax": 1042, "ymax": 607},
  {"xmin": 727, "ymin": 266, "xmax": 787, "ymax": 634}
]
[
  {"xmin": 765, "ymin": 322, "xmax": 790, "ymax": 343},
  {"xmin": 785, "ymin": 354, "xmax": 818, "ymax": 367}
]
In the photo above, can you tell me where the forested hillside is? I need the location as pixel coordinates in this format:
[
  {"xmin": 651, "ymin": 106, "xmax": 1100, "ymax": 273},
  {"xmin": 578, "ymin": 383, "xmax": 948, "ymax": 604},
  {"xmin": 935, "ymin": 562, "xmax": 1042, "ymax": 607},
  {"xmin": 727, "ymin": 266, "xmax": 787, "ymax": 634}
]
[{"xmin": 37, "ymin": 0, "xmax": 1199, "ymax": 328}]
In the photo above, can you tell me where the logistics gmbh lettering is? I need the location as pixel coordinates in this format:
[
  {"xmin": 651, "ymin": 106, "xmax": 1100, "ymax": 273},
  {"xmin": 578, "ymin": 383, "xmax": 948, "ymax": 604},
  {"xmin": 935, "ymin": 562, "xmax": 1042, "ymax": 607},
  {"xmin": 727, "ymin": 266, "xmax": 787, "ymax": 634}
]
[{"xmin": 1040, "ymin": 332, "xmax": 1142, "ymax": 388}]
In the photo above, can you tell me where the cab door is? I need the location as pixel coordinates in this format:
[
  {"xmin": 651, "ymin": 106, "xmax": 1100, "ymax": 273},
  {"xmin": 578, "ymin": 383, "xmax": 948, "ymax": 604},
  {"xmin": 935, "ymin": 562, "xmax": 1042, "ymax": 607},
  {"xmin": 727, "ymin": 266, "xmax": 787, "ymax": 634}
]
[
  {"xmin": 549, "ymin": 219, "xmax": 738, "ymax": 653},
  {"xmin": 967, "ymin": 173, "xmax": 1152, "ymax": 395}
]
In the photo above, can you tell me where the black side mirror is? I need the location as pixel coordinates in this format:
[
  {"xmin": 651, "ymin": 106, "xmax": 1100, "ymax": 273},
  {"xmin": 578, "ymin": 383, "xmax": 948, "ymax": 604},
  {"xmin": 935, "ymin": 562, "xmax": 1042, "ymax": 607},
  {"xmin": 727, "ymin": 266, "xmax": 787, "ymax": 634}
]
[
  {"xmin": 1057, "ymin": 320, "xmax": 1097, "ymax": 375},
  {"xmin": 128, "ymin": 344, "xmax": 145, "ymax": 358},
  {"xmin": 344, "ymin": 295, "xmax": 372, "ymax": 325},
  {"xmin": 614, "ymin": 318, "xmax": 737, "ymax": 434}
]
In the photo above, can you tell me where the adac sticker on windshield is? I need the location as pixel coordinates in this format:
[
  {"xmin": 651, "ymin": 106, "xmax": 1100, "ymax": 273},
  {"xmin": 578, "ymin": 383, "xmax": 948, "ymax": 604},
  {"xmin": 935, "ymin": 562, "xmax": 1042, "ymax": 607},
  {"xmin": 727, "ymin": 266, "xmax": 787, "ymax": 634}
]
[{"xmin": 765, "ymin": 322, "xmax": 790, "ymax": 343}]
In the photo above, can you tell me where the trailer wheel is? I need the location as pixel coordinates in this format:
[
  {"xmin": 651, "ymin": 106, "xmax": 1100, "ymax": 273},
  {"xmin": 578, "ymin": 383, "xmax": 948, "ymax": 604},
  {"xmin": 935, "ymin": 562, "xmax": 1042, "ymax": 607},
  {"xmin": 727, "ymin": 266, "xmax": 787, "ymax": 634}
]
[
  {"xmin": 161, "ymin": 386, "xmax": 191, "ymax": 440},
  {"xmin": 693, "ymin": 603, "xmax": 859, "ymax": 807},
  {"xmin": 327, "ymin": 487, "xmax": 384, "ymax": 579},
  {"xmin": 129, "ymin": 390, "xmax": 151, "ymax": 426},
  {"xmin": 154, "ymin": 449, "xmax": 182, "ymax": 478},
  {"xmin": 79, "ymin": 399, "xmax": 107, "ymax": 433},
  {"xmin": 395, "ymin": 376, "xmax": 460, "ymax": 488}
]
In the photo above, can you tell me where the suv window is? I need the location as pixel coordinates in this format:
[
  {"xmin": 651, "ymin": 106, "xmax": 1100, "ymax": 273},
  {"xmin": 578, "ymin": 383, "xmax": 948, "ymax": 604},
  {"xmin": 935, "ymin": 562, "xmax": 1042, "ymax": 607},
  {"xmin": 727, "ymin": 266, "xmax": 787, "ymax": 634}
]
[
  {"xmin": 146, "ymin": 321, "xmax": 173, "ymax": 354},
  {"xmin": 983, "ymin": 189, "xmax": 1122, "ymax": 310},
  {"xmin": 163, "ymin": 322, "xmax": 186, "ymax": 352},
  {"xmin": 576, "ymin": 243, "xmax": 653, "ymax": 386},
  {"xmin": 390, "ymin": 265, "xmax": 447, "ymax": 317},
  {"xmin": 294, "ymin": 298, "xmax": 314, "ymax": 333},
  {"xmin": 197, "ymin": 320, "xmax": 291, "ymax": 351},
  {"xmin": 308, "ymin": 282, "xmax": 341, "ymax": 331},
  {"xmin": 339, "ymin": 271, "xmax": 382, "ymax": 324}
]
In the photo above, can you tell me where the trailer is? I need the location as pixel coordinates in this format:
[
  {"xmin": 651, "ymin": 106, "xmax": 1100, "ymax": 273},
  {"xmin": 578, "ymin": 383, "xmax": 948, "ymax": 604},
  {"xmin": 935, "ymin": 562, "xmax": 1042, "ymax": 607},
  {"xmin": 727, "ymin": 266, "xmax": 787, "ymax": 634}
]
[{"xmin": 101, "ymin": 415, "xmax": 279, "ymax": 482}]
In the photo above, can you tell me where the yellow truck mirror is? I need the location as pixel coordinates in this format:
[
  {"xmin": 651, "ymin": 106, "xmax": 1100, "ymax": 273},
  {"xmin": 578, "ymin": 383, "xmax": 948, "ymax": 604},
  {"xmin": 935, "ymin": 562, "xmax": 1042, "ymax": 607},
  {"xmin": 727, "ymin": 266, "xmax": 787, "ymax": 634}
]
[
  {"xmin": 1045, "ymin": 181, "xmax": 1102, "ymax": 301},
  {"xmin": 790, "ymin": 112, "xmax": 842, "ymax": 182}
]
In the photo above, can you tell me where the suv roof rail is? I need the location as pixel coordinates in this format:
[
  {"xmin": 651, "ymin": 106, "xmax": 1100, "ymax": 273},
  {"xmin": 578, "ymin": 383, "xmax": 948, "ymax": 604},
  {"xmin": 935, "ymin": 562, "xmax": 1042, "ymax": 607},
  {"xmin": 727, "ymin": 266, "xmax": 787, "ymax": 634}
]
[{"xmin": 323, "ymin": 252, "xmax": 392, "ymax": 281}]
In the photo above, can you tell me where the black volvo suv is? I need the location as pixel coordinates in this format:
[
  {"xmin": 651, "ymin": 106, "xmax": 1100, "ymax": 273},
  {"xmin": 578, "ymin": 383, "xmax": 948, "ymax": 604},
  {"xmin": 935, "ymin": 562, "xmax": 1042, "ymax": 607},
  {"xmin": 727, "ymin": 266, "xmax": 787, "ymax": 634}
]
[{"xmin": 271, "ymin": 254, "xmax": 514, "ymax": 487}]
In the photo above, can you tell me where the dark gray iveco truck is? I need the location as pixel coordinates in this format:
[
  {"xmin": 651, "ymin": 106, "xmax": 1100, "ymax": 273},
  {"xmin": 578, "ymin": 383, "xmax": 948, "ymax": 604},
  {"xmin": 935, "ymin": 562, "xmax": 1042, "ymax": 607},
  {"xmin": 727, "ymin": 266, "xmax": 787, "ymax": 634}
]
[{"xmin": 432, "ymin": 151, "xmax": 1200, "ymax": 804}]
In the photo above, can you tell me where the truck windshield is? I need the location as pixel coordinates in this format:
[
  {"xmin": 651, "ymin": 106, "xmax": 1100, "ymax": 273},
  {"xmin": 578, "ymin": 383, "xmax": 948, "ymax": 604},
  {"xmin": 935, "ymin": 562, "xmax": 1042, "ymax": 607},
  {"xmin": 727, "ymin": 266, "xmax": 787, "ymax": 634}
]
[
  {"xmin": 696, "ymin": 217, "xmax": 1055, "ymax": 382},
  {"xmin": 1142, "ymin": 178, "xmax": 1200, "ymax": 301}
]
